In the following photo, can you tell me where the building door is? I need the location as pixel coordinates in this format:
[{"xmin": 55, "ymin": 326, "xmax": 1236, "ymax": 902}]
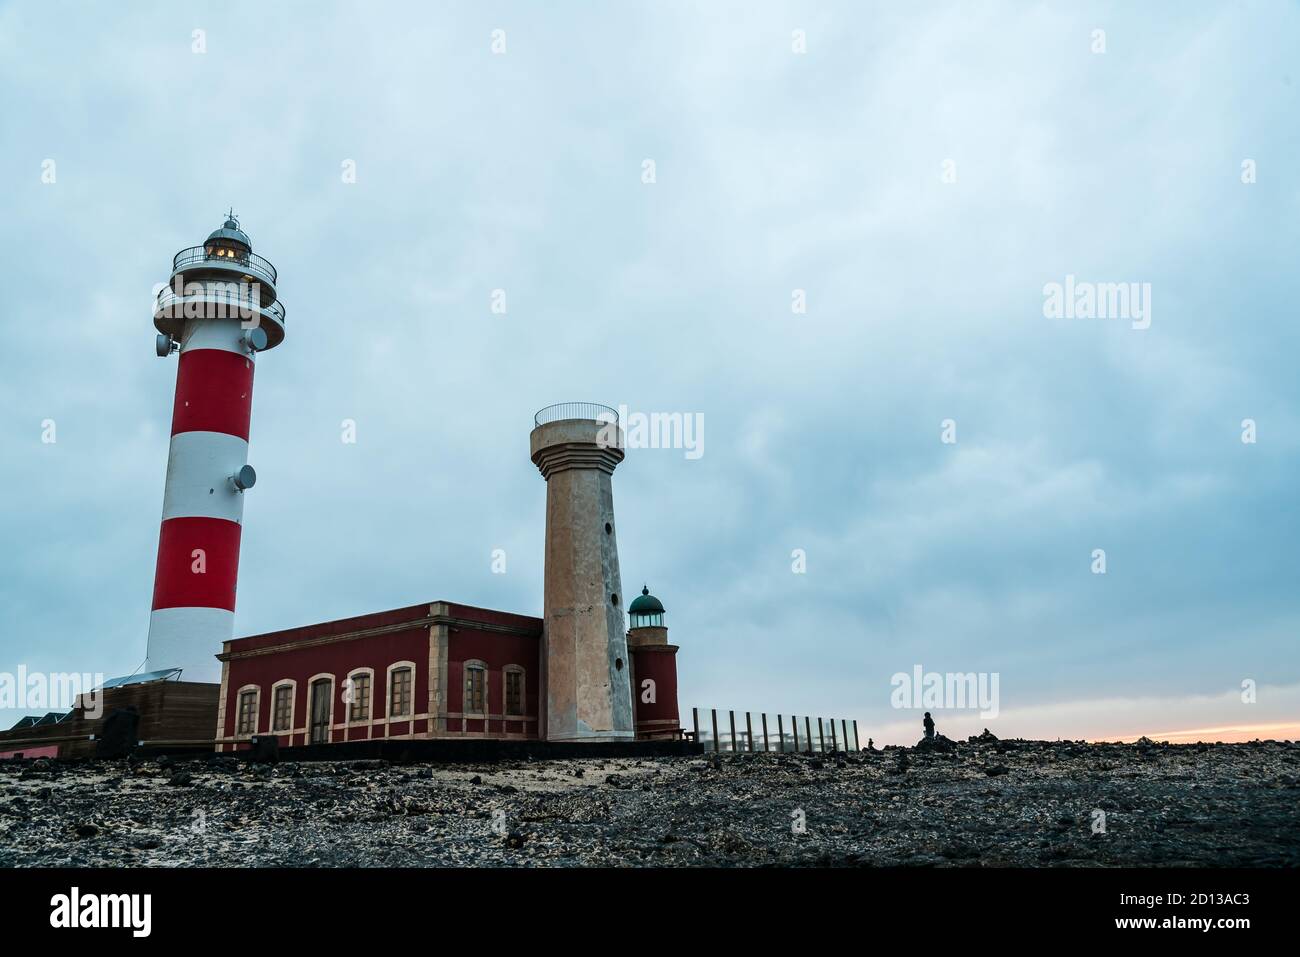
[{"xmin": 310, "ymin": 679, "xmax": 331, "ymax": 744}]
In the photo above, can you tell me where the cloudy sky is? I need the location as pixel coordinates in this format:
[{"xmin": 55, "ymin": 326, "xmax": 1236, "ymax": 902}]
[{"xmin": 1, "ymin": 1, "xmax": 1296, "ymax": 743}]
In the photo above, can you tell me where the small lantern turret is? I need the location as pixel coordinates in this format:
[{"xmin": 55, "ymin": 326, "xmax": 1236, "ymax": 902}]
[
  {"xmin": 628, "ymin": 585, "xmax": 665, "ymax": 629},
  {"xmin": 625, "ymin": 585, "xmax": 681, "ymax": 741}
]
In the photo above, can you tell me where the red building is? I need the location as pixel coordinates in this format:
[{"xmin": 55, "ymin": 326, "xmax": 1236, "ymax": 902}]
[
  {"xmin": 215, "ymin": 595, "xmax": 682, "ymax": 751},
  {"xmin": 215, "ymin": 602, "xmax": 542, "ymax": 751}
]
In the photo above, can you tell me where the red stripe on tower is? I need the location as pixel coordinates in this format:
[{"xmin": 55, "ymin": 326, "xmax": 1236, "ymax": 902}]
[
  {"xmin": 170, "ymin": 348, "xmax": 255, "ymax": 440},
  {"xmin": 151, "ymin": 516, "xmax": 242, "ymax": 611}
]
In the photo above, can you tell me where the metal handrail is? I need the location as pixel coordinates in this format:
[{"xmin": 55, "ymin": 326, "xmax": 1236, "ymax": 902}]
[
  {"xmin": 534, "ymin": 402, "xmax": 619, "ymax": 428},
  {"xmin": 171, "ymin": 245, "xmax": 278, "ymax": 286},
  {"xmin": 691, "ymin": 707, "xmax": 861, "ymax": 754},
  {"xmin": 155, "ymin": 287, "xmax": 286, "ymax": 324}
]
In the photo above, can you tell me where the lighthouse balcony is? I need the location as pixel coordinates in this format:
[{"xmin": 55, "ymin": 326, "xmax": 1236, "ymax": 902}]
[
  {"xmin": 154, "ymin": 287, "xmax": 286, "ymax": 350},
  {"xmin": 170, "ymin": 245, "xmax": 278, "ymax": 300},
  {"xmin": 530, "ymin": 403, "xmax": 625, "ymax": 477},
  {"xmin": 533, "ymin": 402, "xmax": 619, "ymax": 428}
]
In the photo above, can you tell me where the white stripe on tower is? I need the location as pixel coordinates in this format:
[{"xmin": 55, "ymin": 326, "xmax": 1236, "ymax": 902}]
[{"xmin": 160, "ymin": 432, "xmax": 251, "ymax": 523}]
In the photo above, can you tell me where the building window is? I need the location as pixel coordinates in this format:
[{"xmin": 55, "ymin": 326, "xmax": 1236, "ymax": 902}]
[
  {"xmin": 347, "ymin": 672, "xmax": 371, "ymax": 722},
  {"xmin": 272, "ymin": 684, "xmax": 293, "ymax": 732},
  {"xmin": 389, "ymin": 667, "xmax": 412, "ymax": 718},
  {"xmin": 504, "ymin": 667, "xmax": 524, "ymax": 716},
  {"xmin": 237, "ymin": 689, "xmax": 258, "ymax": 736},
  {"xmin": 464, "ymin": 663, "xmax": 486, "ymax": 715}
]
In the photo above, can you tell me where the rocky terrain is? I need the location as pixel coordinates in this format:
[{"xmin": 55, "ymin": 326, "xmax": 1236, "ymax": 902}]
[{"xmin": 1, "ymin": 737, "xmax": 1297, "ymax": 867}]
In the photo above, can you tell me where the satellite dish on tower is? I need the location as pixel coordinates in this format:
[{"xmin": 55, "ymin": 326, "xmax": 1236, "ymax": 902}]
[{"xmin": 241, "ymin": 327, "xmax": 268, "ymax": 353}]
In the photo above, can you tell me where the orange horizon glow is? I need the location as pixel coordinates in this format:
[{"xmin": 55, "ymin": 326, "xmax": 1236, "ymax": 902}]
[{"xmin": 1097, "ymin": 722, "xmax": 1300, "ymax": 744}]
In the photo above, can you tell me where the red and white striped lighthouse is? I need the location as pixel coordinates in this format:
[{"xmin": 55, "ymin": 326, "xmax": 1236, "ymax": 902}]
[{"xmin": 145, "ymin": 214, "xmax": 286, "ymax": 683}]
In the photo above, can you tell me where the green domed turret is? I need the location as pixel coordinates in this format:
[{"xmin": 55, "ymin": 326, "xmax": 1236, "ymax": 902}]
[{"xmin": 629, "ymin": 586, "xmax": 665, "ymax": 628}]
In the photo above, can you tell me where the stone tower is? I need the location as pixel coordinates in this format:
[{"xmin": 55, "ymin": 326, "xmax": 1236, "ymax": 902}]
[{"xmin": 530, "ymin": 403, "xmax": 635, "ymax": 742}]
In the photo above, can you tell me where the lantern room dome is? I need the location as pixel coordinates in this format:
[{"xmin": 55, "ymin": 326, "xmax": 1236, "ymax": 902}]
[
  {"xmin": 628, "ymin": 586, "xmax": 664, "ymax": 618},
  {"xmin": 206, "ymin": 212, "xmax": 252, "ymax": 251}
]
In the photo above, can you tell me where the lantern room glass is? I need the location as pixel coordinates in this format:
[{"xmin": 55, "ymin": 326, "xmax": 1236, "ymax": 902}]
[{"xmin": 205, "ymin": 241, "xmax": 248, "ymax": 261}]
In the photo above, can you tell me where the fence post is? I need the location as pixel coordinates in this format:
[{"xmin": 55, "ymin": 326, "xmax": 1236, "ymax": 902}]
[
  {"xmin": 791, "ymin": 715, "xmax": 799, "ymax": 752},
  {"xmin": 842, "ymin": 719, "xmax": 849, "ymax": 753},
  {"xmin": 853, "ymin": 719, "xmax": 860, "ymax": 751},
  {"xmin": 777, "ymin": 714, "xmax": 785, "ymax": 752},
  {"xmin": 804, "ymin": 716, "xmax": 813, "ymax": 754},
  {"xmin": 761, "ymin": 713, "xmax": 769, "ymax": 752},
  {"xmin": 817, "ymin": 717, "xmax": 825, "ymax": 753},
  {"xmin": 830, "ymin": 719, "xmax": 838, "ymax": 752},
  {"xmin": 745, "ymin": 712, "xmax": 753, "ymax": 752},
  {"xmin": 692, "ymin": 707, "xmax": 699, "ymax": 745},
  {"xmin": 711, "ymin": 709, "xmax": 720, "ymax": 753},
  {"xmin": 728, "ymin": 711, "xmax": 737, "ymax": 753}
]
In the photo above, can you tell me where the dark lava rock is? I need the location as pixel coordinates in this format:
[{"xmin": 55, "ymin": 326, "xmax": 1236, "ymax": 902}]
[
  {"xmin": 380, "ymin": 793, "xmax": 430, "ymax": 816},
  {"xmin": 469, "ymin": 775, "xmax": 483, "ymax": 786},
  {"xmin": 6, "ymin": 741, "xmax": 1296, "ymax": 868},
  {"xmin": 250, "ymin": 736, "xmax": 280, "ymax": 763},
  {"xmin": 916, "ymin": 734, "xmax": 958, "ymax": 753},
  {"xmin": 169, "ymin": 771, "xmax": 194, "ymax": 787},
  {"xmin": 573, "ymin": 768, "xmax": 584, "ymax": 778},
  {"xmin": 605, "ymin": 774, "xmax": 625, "ymax": 788}
]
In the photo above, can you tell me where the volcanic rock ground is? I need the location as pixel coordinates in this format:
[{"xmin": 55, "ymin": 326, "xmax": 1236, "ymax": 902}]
[{"xmin": 1, "ymin": 740, "xmax": 1297, "ymax": 867}]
